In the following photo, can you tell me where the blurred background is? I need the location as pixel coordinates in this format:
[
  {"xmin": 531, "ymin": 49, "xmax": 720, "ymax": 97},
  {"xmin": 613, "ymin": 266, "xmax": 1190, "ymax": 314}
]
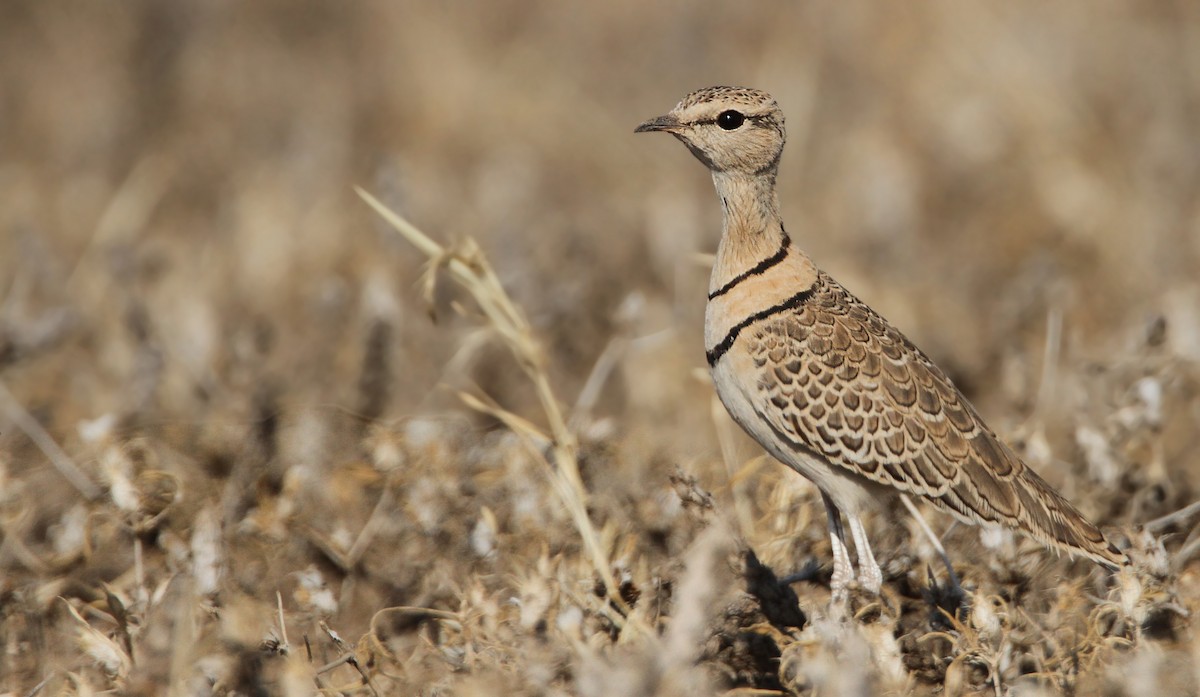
[{"xmin": 2, "ymin": 1, "xmax": 1198, "ymax": 693}]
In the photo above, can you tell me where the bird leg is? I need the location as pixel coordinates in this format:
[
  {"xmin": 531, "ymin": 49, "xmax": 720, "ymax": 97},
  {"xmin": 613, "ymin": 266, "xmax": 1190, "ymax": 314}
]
[
  {"xmin": 822, "ymin": 492, "xmax": 854, "ymax": 604},
  {"xmin": 847, "ymin": 514, "xmax": 882, "ymax": 594}
]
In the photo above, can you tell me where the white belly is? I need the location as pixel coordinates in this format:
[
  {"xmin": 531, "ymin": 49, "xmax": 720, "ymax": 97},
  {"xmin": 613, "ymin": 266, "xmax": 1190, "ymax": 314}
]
[{"xmin": 708, "ymin": 346, "xmax": 883, "ymax": 516}]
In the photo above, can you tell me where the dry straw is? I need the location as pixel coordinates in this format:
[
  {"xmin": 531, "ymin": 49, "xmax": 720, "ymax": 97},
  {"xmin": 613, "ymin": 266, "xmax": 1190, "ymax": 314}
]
[{"xmin": 357, "ymin": 187, "xmax": 638, "ymax": 628}]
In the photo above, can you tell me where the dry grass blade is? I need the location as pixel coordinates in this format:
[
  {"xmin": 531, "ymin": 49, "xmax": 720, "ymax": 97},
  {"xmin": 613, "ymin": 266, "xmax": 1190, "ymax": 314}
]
[
  {"xmin": 62, "ymin": 598, "xmax": 131, "ymax": 678},
  {"xmin": 22, "ymin": 675, "xmax": 52, "ymax": 697},
  {"xmin": 901, "ymin": 494, "xmax": 962, "ymax": 593},
  {"xmin": 356, "ymin": 187, "xmax": 632, "ymax": 623},
  {"xmin": 457, "ymin": 391, "xmax": 551, "ymax": 451},
  {"xmin": 1145, "ymin": 499, "xmax": 1200, "ymax": 534},
  {"xmin": 0, "ymin": 380, "xmax": 101, "ymax": 500},
  {"xmin": 570, "ymin": 333, "xmax": 630, "ymax": 429}
]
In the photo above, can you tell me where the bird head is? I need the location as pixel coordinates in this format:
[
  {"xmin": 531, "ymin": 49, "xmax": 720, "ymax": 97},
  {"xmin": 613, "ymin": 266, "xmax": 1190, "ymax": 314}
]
[{"xmin": 635, "ymin": 86, "xmax": 786, "ymax": 176}]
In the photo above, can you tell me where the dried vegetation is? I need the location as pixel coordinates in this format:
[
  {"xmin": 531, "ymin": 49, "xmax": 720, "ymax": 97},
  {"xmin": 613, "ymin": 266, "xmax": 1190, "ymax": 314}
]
[{"xmin": 2, "ymin": 2, "xmax": 1199, "ymax": 695}]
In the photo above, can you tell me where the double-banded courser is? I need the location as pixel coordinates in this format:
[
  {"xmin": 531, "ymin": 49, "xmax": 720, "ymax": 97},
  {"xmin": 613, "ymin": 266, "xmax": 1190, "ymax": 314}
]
[{"xmin": 636, "ymin": 86, "xmax": 1127, "ymax": 601}]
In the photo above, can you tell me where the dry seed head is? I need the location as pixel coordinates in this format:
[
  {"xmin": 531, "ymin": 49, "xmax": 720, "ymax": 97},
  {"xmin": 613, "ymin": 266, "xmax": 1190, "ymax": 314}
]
[
  {"xmin": 191, "ymin": 505, "xmax": 223, "ymax": 597},
  {"xmin": 366, "ymin": 423, "xmax": 406, "ymax": 473},
  {"xmin": 294, "ymin": 565, "xmax": 338, "ymax": 616},
  {"xmin": 100, "ymin": 444, "xmax": 139, "ymax": 513},
  {"xmin": 65, "ymin": 600, "xmax": 131, "ymax": 678},
  {"xmin": 470, "ymin": 506, "xmax": 498, "ymax": 559}
]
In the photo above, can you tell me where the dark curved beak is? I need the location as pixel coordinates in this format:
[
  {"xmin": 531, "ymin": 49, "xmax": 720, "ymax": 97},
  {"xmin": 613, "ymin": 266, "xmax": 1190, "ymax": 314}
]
[{"xmin": 635, "ymin": 114, "xmax": 682, "ymax": 133}]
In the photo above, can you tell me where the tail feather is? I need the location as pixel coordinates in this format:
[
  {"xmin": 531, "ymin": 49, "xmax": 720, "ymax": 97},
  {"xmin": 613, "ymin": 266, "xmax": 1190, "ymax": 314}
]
[
  {"xmin": 936, "ymin": 435, "xmax": 1128, "ymax": 570},
  {"xmin": 1015, "ymin": 466, "xmax": 1128, "ymax": 569}
]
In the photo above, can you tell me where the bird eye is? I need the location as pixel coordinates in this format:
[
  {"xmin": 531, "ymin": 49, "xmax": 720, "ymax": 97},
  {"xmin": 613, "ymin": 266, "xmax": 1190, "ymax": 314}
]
[{"xmin": 717, "ymin": 110, "xmax": 745, "ymax": 130}]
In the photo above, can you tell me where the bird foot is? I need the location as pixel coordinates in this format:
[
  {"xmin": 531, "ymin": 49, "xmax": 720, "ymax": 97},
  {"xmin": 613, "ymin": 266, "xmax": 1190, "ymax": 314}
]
[
  {"xmin": 857, "ymin": 568, "xmax": 883, "ymax": 596},
  {"xmin": 828, "ymin": 580, "xmax": 896, "ymax": 621}
]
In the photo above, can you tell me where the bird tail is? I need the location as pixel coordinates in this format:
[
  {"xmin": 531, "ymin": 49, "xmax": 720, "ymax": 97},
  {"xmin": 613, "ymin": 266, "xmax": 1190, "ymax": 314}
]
[
  {"xmin": 1010, "ymin": 465, "xmax": 1129, "ymax": 569},
  {"xmin": 938, "ymin": 434, "xmax": 1129, "ymax": 570}
]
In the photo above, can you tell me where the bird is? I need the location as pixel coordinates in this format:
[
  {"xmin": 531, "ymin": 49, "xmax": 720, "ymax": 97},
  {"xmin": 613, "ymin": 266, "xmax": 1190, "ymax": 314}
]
[{"xmin": 635, "ymin": 86, "xmax": 1128, "ymax": 602}]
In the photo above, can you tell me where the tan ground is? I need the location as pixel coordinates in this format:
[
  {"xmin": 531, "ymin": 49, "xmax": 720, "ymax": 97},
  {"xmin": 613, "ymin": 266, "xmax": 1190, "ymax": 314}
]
[{"xmin": 1, "ymin": 2, "xmax": 1199, "ymax": 695}]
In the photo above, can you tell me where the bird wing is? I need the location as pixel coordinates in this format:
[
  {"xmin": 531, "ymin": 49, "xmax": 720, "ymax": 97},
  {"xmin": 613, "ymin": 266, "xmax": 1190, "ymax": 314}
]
[{"xmin": 743, "ymin": 271, "xmax": 1125, "ymax": 567}]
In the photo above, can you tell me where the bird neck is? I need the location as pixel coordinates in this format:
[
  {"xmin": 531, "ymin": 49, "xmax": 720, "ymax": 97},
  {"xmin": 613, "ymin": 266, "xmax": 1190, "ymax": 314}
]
[{"xmin": 711, "ymin": 170, "xmax": 788, "ymax": 284}]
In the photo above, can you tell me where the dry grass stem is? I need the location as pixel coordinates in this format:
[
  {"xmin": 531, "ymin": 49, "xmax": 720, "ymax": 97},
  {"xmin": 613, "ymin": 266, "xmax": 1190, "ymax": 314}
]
[
  {"xmin": 0, "ymin": 380, "xmax": 101, "ymax": 500},
  {"xmin": 900, "ymin": 494, "xmax": 962, "ymax": 593},
  {"xmin": 357, "ymin": 187, "xmax": 632, "ymax": 623},
  {"xmin": 1145, "ymin": 499, "xmax": 1200, "ymax": 534}
]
